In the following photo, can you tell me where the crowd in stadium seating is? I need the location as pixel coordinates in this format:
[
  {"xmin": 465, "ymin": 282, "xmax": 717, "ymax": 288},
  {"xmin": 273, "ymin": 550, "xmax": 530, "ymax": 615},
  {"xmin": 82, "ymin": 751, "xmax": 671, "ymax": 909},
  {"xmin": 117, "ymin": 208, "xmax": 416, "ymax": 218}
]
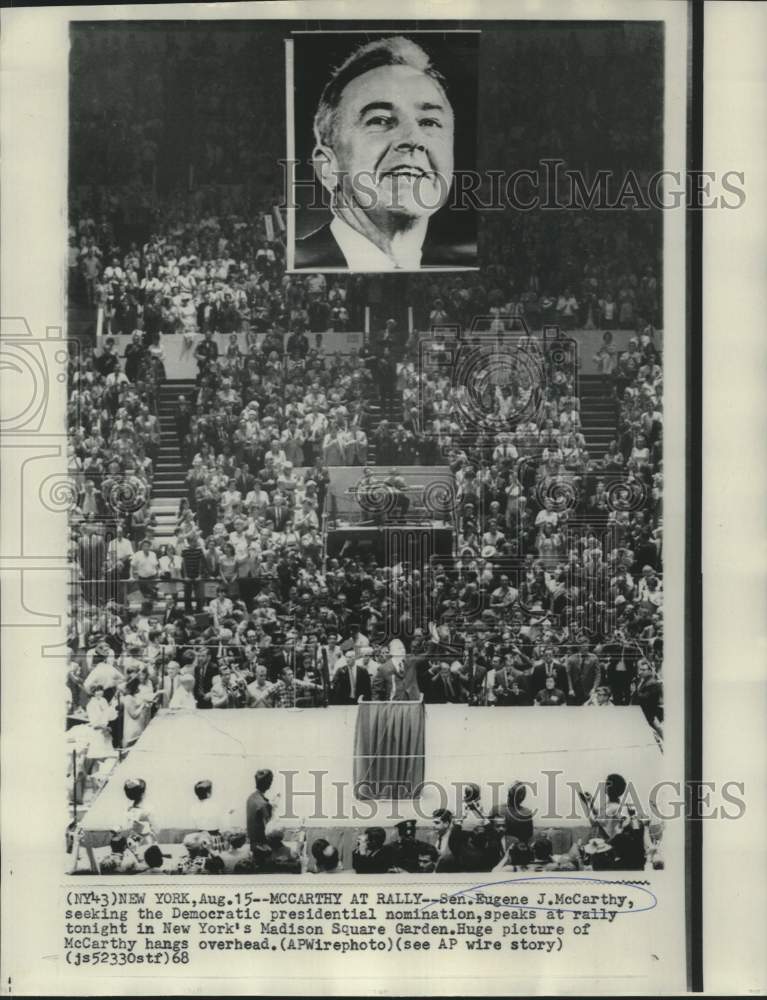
[
  {"xmin": 67, "ymin": 306, "xmax": 663, "ymax": 783},
  {"xmin": 71, "ymin": 196, "xmax": 660, "ymax": 342}
]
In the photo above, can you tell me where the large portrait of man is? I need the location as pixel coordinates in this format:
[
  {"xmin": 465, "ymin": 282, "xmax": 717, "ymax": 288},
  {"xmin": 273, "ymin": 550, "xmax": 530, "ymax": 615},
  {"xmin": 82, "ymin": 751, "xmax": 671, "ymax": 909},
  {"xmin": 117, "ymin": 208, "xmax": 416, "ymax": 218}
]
[{"xmin": 289, "ymin": 32, "xmax": 479, "ymax": 272}]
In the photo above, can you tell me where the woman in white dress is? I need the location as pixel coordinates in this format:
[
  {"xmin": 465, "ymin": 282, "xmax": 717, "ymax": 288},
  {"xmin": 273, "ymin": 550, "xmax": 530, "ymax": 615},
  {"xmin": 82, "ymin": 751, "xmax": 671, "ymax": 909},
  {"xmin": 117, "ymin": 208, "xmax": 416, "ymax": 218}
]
[
  {"xmin": 169, "ymin": 671, "xmax": 198, "ymax": 709},
  {"xmin": 84, "ymin": 684, "xmax": 117, "ymax": 766}
]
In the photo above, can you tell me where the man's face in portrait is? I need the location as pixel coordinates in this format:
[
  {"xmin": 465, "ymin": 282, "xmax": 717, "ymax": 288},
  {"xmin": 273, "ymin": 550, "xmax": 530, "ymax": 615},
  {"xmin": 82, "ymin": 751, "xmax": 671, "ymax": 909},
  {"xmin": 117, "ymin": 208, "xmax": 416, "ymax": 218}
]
[{"xmin": 316, "ymin": 63, "xmax": 454, "ymax": 227}]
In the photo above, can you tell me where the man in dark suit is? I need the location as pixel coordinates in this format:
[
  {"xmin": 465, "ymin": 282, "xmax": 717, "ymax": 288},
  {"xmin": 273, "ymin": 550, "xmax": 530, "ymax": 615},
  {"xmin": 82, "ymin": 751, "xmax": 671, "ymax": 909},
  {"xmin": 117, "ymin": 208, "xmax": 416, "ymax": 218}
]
[
  {"xmin": 294, "ymin": 35, "xmax": 475, "ymax": 273},
  {"xmin": 459, "ymin": 648, "xmax": 489, "ymax": 704},
  {"xmin": 565, "ymin": 639, "xmax": 602, "ymax": 704},
  {"xmin": 263, "ymin": 643, "xmax": 289, "ymax": 684},
  {"xmin": 160, "ymin": 594, "xmax": 185, "ymax": 627},
  {"xmin": 483, "ymin": 807, "xmax": 517, "ymax": 868},
  {"xmin": 234, "ymin": 464, "xmax": 255, "ymax": 496},
  {"xmin": 193, "ymin": 644, "xmax": 218, "ymax": 707},
  {"xmin": 330, "ymin": 654, "xmax": 372, "ymax": 704},
  {"xmin": 530, "ymin": 648, "xmax": 569, "ymax": 698},
  {"xmin": 352, "ymin": 827, "xmax": 394, "ymax": 874},
  {"xmin": 246, "ymin": 768, "xmax": 275, "ymax": 861},
  {"xmin": 426, "ymin": 661, "xmax": 468, "ymax": 703},
  {"xmin": 194, "ymin": 329, "xmax": 219, "ymax": 376},
  {"xmin": 264, "ymin": 496, "xmax": 291, "ymax": 533},
  {"xmin": 445, "ymin": 818, "xmax": 505, "ymax": 873},
  {"xmin": 372, "ymin": 656, "xmax": 421, "ymax": 701}
]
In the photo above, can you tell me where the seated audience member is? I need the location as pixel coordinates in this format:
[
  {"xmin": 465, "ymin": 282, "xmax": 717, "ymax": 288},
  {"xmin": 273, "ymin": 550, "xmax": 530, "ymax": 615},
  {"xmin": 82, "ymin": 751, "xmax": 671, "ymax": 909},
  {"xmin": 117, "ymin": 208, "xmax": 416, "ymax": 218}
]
[
  {"xmin": 534, "ymin": 675, "xmax": 568, "ymax": 706},
  {"xmin": 123, "ymin": 777, "xmax": 157, "ymax": 851},
  {"xmin": 192, "ymin": 779, "xmax": 233, "ymax": 854},
  {"xmin": 141, "ymin": 843, "xmax": 174, "ymax": 874},
  {"xmin": 99, "ymin": 834, "xmax": 137, "ymax": 874},
  {"xmin": 261, "ymin": 822, "xmax": 302, "ymax": 874},
  {"xmin": 308, "ymin": 838, "xmax": 343, "ymax": 874},
  {"xmin": 219, "ymin": 828, "xmax": 254, "ymax": 873},
  {"xmin": 174, "ymin": 832, "xmax": 213, "ymax": 875}
]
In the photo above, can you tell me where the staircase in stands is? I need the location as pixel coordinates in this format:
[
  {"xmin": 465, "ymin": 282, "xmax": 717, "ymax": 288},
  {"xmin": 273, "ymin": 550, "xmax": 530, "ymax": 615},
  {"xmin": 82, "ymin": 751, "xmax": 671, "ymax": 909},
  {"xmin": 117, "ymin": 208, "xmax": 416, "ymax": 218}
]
[
  {"xmin": 367, "ymin": 394, "xmax": 403, "ymax": 466},
  {"xmin": 149, "ymin": 377, "xmax": 404, "ymax": 544},
  {"xmin": 578, "ymin": 374, "xmax": 618, "ymax": 460},
  {"xmin": 150, "ymin": 379, "xmax": 196, "ymax": 548}
]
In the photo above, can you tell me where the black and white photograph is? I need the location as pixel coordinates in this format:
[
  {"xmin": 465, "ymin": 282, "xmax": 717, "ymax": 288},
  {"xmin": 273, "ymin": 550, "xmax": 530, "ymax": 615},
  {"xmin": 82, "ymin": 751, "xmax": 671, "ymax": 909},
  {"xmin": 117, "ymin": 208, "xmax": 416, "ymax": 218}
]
[
  {"xmin": 4, "ymin": 1, "xmax": 765, "ymax": 996},
  {"xmin": 63, "ymin": 17, "xmax": 666, "ymax": 881},
  {"xmin": 289, "ymin": 31, "xmax": 479, "ymax": 272}
]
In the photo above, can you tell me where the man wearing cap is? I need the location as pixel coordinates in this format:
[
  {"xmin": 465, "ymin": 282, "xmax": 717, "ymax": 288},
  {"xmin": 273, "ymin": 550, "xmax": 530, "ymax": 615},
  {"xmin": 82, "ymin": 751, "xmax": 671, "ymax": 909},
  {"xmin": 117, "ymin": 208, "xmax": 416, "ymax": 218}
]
[{"xmin": 388, "ymin": 819, "xmax": 438, "ymax": 873}]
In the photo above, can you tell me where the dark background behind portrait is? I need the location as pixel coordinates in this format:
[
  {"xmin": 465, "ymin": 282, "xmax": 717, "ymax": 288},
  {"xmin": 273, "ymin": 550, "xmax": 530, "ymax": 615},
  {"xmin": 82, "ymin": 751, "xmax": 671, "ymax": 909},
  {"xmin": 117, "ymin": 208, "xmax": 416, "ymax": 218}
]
[{"xmin": 291, "ymin": 31, "xmax": 479, "ymax": 247}]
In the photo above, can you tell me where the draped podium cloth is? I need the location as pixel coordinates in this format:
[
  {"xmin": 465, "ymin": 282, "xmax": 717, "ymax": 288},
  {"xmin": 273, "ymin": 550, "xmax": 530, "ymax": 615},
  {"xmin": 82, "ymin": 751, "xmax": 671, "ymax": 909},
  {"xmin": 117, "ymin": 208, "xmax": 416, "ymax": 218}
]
[{"xmin": 353, "ymin": 701, "xmax": 425, "ymax": 799}]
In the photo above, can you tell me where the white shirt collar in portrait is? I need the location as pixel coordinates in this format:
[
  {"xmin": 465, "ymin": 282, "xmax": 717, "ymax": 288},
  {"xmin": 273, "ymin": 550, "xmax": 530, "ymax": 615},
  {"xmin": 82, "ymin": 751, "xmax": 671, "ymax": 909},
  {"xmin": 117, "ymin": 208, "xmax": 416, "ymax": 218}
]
[{"xmin": 329, "ymin": 216, "xmax": 422, "ymax": 272}]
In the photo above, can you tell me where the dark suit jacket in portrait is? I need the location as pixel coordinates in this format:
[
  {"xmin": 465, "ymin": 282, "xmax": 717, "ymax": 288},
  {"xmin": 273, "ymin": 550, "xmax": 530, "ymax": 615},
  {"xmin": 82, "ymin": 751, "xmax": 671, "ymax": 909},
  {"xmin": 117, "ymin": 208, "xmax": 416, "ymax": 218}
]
[{"xmin": 294, "ymin": 212, "xmax": 477, "ymax": 272}]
